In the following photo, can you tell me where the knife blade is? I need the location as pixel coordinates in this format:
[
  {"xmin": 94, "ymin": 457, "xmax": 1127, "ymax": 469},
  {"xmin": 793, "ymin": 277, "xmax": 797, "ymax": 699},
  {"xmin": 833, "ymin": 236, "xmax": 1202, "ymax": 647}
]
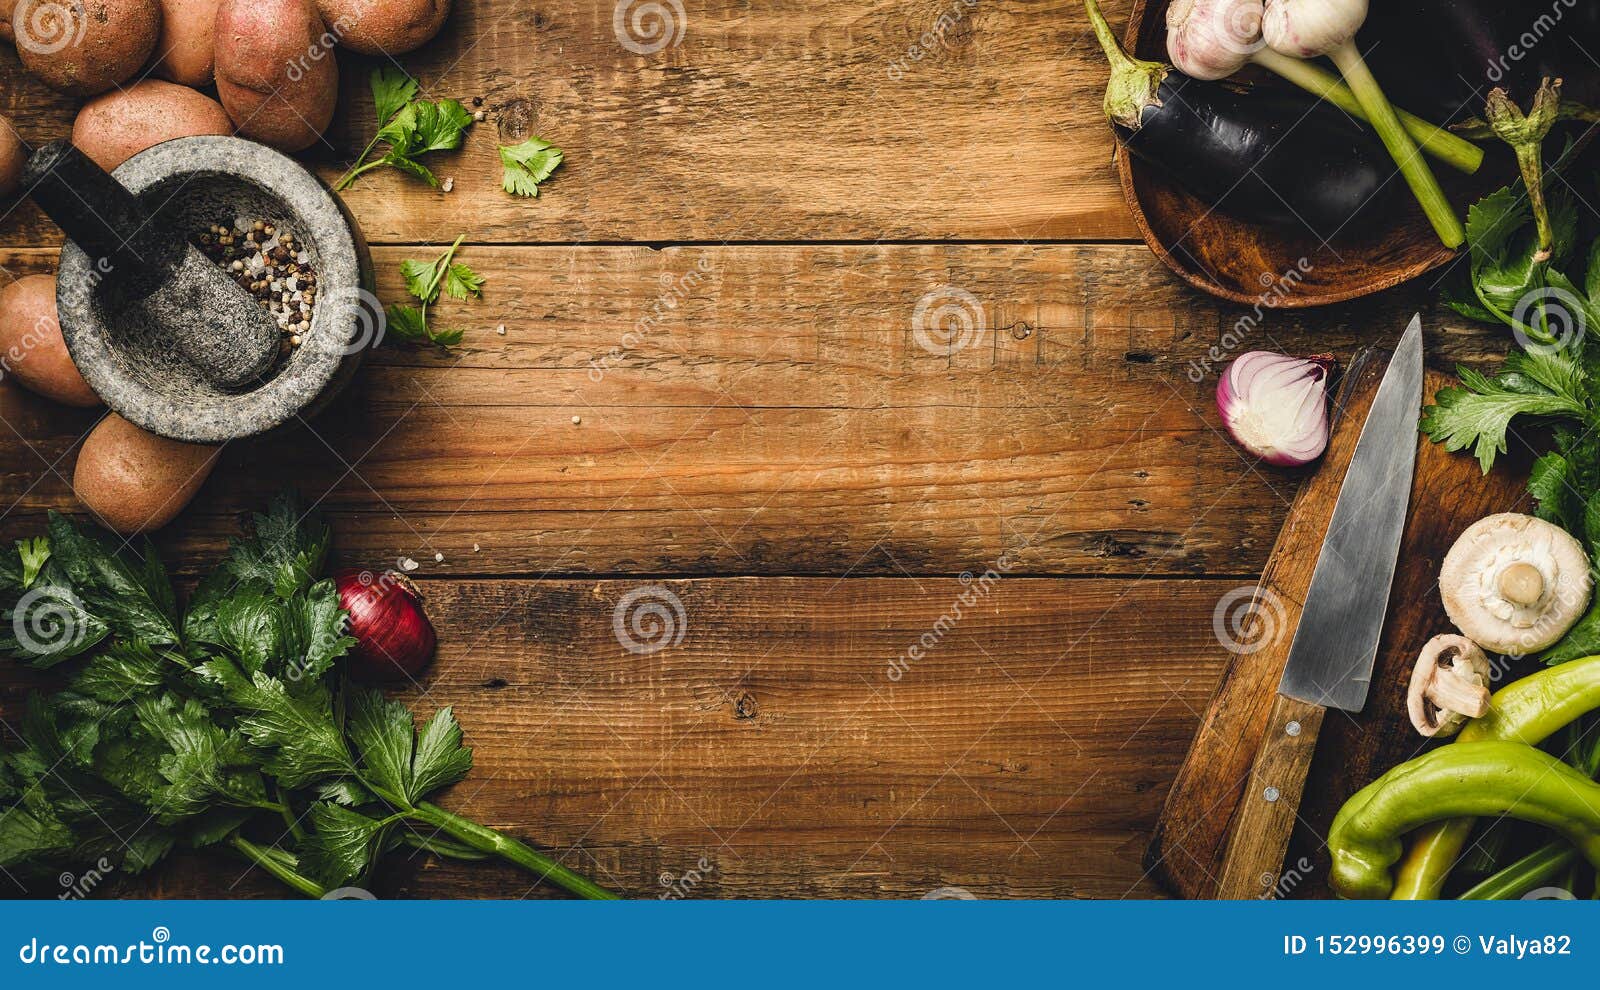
[
  {"xmin": 1278, "ymin": 314, "xmax": 1423, "ymax": 711},
  {"xmin": 1213, "ymin": 314, "xmax": 1423, "ymax": 898}
]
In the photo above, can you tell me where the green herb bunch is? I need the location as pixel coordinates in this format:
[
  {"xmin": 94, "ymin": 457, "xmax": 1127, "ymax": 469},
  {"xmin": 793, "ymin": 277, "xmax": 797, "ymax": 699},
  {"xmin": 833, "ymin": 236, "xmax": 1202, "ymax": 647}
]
[
  {"xmin": 1424, "ymin": 164, "xmax": 1600, "ymax": 665},
  {"xmin": 0, "ymin": 496, "xmax": 613, "ymax": 899}
]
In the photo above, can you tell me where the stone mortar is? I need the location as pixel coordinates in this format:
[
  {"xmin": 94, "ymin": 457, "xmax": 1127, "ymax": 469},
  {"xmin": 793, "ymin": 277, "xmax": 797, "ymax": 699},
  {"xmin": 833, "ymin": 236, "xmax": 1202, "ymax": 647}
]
[{"xmin": 57, "ymin": 136, "xmax": 374, "ymax": 443}]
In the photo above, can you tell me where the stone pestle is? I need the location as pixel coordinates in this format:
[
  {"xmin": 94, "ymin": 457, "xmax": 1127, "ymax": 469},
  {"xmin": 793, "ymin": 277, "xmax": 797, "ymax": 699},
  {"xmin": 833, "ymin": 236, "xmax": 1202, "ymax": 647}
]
[{"xmin": 23, "ymin": 141, "xmax": 281, "ymax": 391}]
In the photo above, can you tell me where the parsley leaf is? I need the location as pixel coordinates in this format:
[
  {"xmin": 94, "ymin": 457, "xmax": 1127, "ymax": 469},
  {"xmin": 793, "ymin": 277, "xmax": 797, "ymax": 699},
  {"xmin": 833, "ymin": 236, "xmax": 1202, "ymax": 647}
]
[
  {"xmin": 17, "ymin": 537, "xmax": 48, "ymax": 589},
  {"xmin": 348, "ymin": 691, "xmax": 472, "ymax": 807},
  {"xmin": 338, "ymin": 69, "xmax": 474, "ymax": 191},
  {"xmin": 371, "ymin": 66, "xmax": 419, "ymax": 128},
  {"xmin": 500, "ymin": 137, "xmax": 563, "ymax": 197},
  {"xmin": 442, "ymin": 263, "xmax": 485, "ymax": 301},
  {"xmin": 1422, "ymin": 364, "xmax": 1587, "ymax": 473},
  {"xmin": 301, "ymin": 802, "xmax": 387, "ymax": 888}
]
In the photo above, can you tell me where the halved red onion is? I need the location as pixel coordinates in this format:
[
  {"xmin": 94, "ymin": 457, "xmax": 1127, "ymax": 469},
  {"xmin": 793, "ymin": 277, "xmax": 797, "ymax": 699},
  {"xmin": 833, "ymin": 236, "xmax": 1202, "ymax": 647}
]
[{"xmin": 1216, "ymin": 351, "xmax": 1333, "ymax": 466}]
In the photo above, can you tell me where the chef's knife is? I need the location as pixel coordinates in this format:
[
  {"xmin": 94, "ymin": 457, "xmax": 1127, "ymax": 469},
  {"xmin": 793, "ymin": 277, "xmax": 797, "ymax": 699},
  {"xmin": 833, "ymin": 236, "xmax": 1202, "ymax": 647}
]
[{"xmin": 1213, "ymin": 314, "xmax": 1423, "ymax": 899}]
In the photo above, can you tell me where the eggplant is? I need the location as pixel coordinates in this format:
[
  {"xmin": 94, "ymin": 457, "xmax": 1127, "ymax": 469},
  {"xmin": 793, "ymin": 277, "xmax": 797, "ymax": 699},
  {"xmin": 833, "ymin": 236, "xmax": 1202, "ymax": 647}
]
[
  {"xmin": 1087, "ymin": 0, "xmax": 1396, "ymax": 237},
  {"xmin": 1361, "ymin": 0, "xmax": 1600, "ymax": 123}
]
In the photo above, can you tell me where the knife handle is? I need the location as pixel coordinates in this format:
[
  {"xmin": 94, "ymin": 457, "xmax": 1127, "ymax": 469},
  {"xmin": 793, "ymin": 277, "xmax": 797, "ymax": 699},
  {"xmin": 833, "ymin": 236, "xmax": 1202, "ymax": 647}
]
[{"xmin": 1214, "ymin": 694, "xmax": 1328, "ymax": 899}]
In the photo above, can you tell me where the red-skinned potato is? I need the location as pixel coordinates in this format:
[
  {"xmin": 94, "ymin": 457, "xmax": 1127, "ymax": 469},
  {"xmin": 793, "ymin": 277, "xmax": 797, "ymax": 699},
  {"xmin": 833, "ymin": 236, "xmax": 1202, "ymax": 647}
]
[
  {"xmin": 73, "ymin": 413, "xmax": 219, "ymax": 534},
  {"xmin": 154, "ymin": 0, "xmax": 219, "ymax": 86},
  {"xmin": 214, "ymin": 0, "xmax": 337, "ymax": 152},
  {"xmin": 313, "ymin": 0, "xmax": 448, "ymax": 55},
  {"xmin": 11, "ymin": 0, "xmax": 160, "ymax": 96},
  {"xmin": 0, "ymin": 115, "xmax": 22, "ymax": 198},
  {"xmin": 0, "ymin": 275, "xmax": 99, "ymax": 407},
  {"xmin": 73, "ymin": 81, "xmax": 233, "ymax": 171}
]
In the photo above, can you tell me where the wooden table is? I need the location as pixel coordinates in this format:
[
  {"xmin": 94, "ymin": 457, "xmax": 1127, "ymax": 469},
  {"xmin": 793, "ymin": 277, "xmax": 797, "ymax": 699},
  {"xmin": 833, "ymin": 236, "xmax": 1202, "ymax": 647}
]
[{"xmin": 0, "ymin": 0, "xmax": 1504, "ymax": 898}]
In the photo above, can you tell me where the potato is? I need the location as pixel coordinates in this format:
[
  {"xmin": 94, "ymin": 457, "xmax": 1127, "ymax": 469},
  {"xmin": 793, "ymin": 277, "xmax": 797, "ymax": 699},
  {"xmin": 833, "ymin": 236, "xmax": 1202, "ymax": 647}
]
[
  {"xmin": 215, "ymin": 0, "xmax": 337, "ymax": 152},
  {"xmin": 153, "ymin": 0, "xmax": 219, "ymax": 86},
  {"xmin": 0, "ymin": 274, "xmax": 99, "ymax": 407},
  {"xmin": 0, "ymin": 114, "xmax": 22, "ymax": 198},
  {"xmin": 314, "ymin": 0, "xmax": 448, "ymax": 55},
  {"xmin": 73, "ymin": 413, "xmax": 219, "ymax": 534},
  {"xmin": 12, "ymin": 0, "xmax": 160, "ymax": 96},
  {"xmin": 72, "ymin": 81, "xmax": 233, "ymax": 171}
]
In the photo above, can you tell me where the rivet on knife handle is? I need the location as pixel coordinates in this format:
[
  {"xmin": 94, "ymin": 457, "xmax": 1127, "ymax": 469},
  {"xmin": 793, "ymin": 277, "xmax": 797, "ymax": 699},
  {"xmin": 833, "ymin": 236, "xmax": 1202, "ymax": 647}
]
[{"xmin": 1215, "ymin": 695, "xmax": 1328, "ymax": 898}]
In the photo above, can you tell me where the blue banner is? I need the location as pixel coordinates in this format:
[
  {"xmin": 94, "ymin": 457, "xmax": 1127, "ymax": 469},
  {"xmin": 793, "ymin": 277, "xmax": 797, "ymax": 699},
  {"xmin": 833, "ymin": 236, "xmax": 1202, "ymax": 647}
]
[{"xmin": 0, "ymin": 900, "xmax": 1594, "ymax": 986}]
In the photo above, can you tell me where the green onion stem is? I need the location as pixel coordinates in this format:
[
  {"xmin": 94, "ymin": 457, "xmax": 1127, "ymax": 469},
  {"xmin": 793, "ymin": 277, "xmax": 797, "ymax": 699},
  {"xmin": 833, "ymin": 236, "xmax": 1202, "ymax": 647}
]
[
  {"xmin": 1328, "ymin": 41, "xmax": 1465, "ymax": 248},
  {"xmin": 1251, "ymin": 48, "xmax": 1482, "ymax": 174},
  {"xmin": 1458, "ymin": 841, "xmax": 1579, "ymax": 900}
]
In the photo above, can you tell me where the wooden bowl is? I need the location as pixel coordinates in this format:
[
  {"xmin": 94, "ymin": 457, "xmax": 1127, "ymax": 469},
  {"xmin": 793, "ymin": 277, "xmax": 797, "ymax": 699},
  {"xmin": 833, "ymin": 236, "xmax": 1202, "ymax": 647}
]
[{"xmin": 1115, "ymin": 0, "xmax": 1506, "ymax": 307}]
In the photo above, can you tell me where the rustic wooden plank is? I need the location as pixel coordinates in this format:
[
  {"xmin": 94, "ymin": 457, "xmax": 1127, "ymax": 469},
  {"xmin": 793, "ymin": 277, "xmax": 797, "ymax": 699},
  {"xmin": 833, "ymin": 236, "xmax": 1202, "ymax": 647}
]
[
  {"xmin": 0, "ymin": 576, "xmax": 1231, "ymax": 899},
  {"xmin": 0, "ymin": 0, "xmax": 1136, "ymax": 247},
  {"xmin": 0, "ymin": 244, "xmax": 1505, "ymax": 576}
]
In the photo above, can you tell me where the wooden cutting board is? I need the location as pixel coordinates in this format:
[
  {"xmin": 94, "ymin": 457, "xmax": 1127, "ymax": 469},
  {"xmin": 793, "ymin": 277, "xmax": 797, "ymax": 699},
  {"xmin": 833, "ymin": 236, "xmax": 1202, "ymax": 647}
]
[{"xmin": 1146, "ymin": 344, "xmax": 1533, "ymax": 900}]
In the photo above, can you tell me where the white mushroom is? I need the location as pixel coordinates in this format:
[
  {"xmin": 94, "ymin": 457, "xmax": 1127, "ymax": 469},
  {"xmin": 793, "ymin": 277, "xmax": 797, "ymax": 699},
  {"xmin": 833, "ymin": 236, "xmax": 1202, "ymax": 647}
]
[
  {"xmin": 1439, "ymin": 513, "xmax": 1591, "ymax": 655},
  {"xmin": 1407, "ymin": 634, "xmax": 1492, "ymax": 738}
]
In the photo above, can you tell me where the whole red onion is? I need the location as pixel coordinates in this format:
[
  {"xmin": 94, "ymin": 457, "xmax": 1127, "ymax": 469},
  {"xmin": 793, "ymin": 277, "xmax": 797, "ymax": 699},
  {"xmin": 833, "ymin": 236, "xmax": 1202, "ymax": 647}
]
[{"xmin": 334, "ymin": 567, "xmax": 438, "ymax": 682}]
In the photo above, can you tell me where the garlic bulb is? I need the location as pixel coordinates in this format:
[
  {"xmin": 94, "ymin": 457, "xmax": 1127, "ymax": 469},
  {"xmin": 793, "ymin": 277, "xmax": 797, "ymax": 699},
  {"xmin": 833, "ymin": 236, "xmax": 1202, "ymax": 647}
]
[{"xmin": 1165, "ymin": 0, "xmax": 1264, "ymax": 80}]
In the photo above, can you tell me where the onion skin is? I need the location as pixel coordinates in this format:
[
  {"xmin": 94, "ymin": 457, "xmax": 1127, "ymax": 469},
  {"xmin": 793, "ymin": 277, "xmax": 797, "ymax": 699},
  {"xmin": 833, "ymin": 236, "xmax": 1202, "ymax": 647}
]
[
  {"xmin": 1216, "ymin": 351, "xmax": 1333, "ymax": 466},
  {"xmin": 334, "ymin": 568, "xmax": 438, "ymax": 682}
]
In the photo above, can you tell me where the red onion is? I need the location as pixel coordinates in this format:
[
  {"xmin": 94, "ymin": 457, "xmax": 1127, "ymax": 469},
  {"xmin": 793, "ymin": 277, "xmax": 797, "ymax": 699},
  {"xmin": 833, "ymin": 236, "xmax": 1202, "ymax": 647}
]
[
  {"xmin": 334, "ymin": 568, "xmax": 438, "ymax": 682},
  {"xmin": 1216, "ymin": 351, "xmax": 1333, "ymax": 466}
]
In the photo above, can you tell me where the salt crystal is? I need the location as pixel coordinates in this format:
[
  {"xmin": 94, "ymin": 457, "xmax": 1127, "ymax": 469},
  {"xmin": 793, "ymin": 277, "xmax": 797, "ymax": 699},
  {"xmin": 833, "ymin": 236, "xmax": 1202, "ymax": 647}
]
[
  {"xmin": 442, "ymin": 177, "xmax": 454, "ymax": 193},
  {"xmin": 399, "ymin": 557, "xmax": 419, "ymax": 572},
  {"xmin": 433, "ymin": 552, "xmax": 444, "ymax": 563}
]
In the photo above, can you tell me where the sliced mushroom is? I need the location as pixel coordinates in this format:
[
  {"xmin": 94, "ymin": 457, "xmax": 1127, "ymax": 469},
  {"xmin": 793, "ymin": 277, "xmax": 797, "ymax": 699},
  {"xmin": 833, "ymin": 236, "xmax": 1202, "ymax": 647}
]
[
  {"xmin": 1438, "ymin": 513, "xmax": 1592, "ymax": 655},
  {"xmin": 1408, "ymin": 634, "xmax": 1492, "ymax": 738}
]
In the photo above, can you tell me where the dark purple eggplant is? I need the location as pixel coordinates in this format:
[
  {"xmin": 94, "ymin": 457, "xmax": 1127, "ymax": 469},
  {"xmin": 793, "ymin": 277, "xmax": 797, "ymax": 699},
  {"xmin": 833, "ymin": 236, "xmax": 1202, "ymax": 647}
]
[
  {"xmin": 1361, "ymin": 0, "xmax": 1600, "ymax": 122},
  {"xmin": 1087, "ymin": 0, "xmax": 1396, "ymax": 238}
]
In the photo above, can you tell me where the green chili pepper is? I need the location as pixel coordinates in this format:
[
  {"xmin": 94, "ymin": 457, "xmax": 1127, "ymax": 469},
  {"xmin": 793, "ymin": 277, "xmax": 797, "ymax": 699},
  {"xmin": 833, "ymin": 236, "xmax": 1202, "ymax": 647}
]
[
  {"xmin": 1388, "ymin": 655, "xmax": 1600, "ymax": 899},
  {"xmin": 1330, "ymin": 741, "xmax": 1600, "ymax": 899}
]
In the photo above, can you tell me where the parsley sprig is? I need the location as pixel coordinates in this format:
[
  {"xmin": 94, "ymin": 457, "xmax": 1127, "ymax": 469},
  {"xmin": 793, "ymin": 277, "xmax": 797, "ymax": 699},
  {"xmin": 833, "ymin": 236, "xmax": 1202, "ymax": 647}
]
[
  {"xmin": 386, "ymin": 235, "xmax": 484, "ymax": 347},
  {"xmin": 337, "ymin": 68, "xmax": 474, "ymax": 192},
  {"xmin": 0, "ymin": 496, "xmax": 614, "ymax": 899},
  {"xmin": 1424, "ymin": 161, "xmax": 1600, "ymax": 664}
]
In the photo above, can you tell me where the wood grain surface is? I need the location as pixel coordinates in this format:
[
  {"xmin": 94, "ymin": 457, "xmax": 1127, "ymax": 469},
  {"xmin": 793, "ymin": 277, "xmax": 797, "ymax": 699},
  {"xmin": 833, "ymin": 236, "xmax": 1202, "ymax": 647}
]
[
  {"xmin": 0, "ymin": 0, "xmax": 1519, "ymax": 899},
  {"xmin": 0, "ymin": 0, "xmax": 1134, "ymax": 247},
  {"xmin": 2, "ymin": 578, "xmax": 1229, "ymax": 898}
]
